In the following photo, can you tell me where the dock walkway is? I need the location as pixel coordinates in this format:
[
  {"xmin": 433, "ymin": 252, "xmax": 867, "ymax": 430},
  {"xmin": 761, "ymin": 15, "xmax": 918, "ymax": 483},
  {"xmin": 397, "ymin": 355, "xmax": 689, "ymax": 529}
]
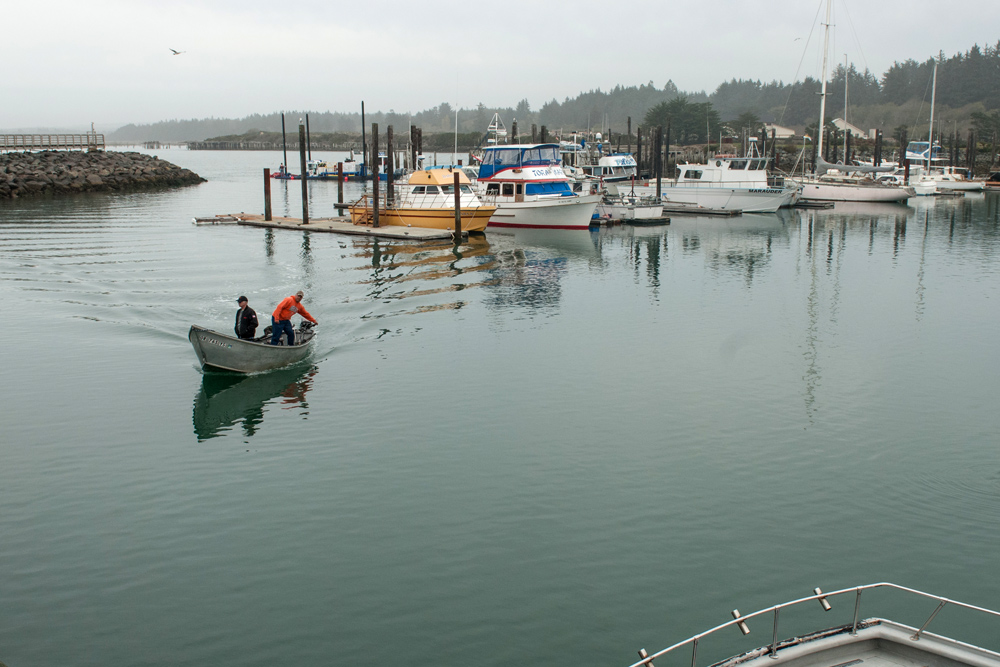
[
  {"xmin": 195, "ymin": 213, "xmax": 464, "ymax": 241},
  {"xmin": 1, "ymin": 134, "xmax": 105, "ymax": 152}
]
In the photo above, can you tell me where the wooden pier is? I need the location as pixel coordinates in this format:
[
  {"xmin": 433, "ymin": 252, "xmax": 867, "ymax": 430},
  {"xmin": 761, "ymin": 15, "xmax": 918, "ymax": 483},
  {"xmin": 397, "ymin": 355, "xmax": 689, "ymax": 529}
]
[
  {"xmin": 195, "ymin": 213, "xmax": 466, "ymax": 241},
  {"xmin": 1, "ymin": 134, "xmax": 105, "ymax": 152}
]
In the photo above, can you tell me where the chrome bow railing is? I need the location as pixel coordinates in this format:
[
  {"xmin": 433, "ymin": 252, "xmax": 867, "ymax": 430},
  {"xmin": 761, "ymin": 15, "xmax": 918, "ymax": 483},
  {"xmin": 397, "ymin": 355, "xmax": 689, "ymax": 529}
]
[{"xmin": 628, "ymin": 583, "xmax": 1000, "ymax": 667}]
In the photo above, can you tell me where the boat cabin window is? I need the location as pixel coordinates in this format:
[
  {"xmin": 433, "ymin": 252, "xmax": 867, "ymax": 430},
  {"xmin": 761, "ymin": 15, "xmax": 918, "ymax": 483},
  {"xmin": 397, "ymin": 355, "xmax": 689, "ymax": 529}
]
[
  {"xmin": 486, "ymin": 183, "xmax": 500, "ymax": 194},
  {"xmin": 425, "ymin": 186, "xmax": 440, "ymax": 194},
  {"xmin": 441, "ymin": 185, "xmax": 453, "ymax": 194},
  {"xmin": 683, "ymin": 170, "xmax": 704, "ymax": 180},
  {"xmin": 502, "ymin": 183, "xmax": 514, "ymax": 196},
  {"xmin": 525, "ymin": 182, "xmax": 573, "ymax": 196},
  {"xmin": 412, "ymin": 186, "xmax": 426, "ymax": 193},
  {"xmin": 515, "ymin": 184, "xmax": 523, "ymax": 195},
  {"xmin": 729, "ymin": 159, "xmax": 747, "ymax": 170}
]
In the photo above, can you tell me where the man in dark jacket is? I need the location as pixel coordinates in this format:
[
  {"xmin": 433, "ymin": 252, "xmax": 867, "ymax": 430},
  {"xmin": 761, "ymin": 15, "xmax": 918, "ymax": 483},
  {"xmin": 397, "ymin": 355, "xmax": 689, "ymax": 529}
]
[{"xmin": 235, "ymin": 296, "xmax": 258, "ymax": 339}]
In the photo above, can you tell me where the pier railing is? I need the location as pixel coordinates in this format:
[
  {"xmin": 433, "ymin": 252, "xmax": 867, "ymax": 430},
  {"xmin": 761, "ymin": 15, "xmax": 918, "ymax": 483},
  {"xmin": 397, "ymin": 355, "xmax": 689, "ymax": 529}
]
[
  {"xmin": 627, "ymin": 583, "xmax": 1000, "ymax": 667},
  {"xmin": 1, "ymin": 134, "xmax": 105, "ymax": 152}
]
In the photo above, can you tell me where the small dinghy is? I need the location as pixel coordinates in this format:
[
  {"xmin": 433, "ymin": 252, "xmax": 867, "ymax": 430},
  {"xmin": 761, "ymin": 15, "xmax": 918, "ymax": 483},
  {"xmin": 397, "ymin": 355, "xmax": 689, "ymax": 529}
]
[{"xmin": 188, "ymin": 321, "xmax": 316, "ymax": 373}]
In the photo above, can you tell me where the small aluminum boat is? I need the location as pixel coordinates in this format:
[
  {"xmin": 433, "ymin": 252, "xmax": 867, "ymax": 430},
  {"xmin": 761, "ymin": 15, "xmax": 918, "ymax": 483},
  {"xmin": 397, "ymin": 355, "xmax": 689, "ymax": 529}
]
[
  {"xmin": 188, "ymin": 322, "xmax": 316, "ymax": 373},
  {"xmin": 629, "ymin": 583, "xmax": 999, "ymax": 667}
]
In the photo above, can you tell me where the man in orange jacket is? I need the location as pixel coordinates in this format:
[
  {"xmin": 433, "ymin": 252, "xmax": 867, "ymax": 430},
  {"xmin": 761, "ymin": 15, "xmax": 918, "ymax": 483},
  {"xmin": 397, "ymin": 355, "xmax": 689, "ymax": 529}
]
[{"xmin": 270, "ymin": 290, "xmax": 318, "ymax": 345}]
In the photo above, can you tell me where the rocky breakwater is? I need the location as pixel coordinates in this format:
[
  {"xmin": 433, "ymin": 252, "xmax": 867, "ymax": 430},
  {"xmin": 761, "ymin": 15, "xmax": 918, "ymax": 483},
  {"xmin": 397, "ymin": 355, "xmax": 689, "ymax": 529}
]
[{"xmin": 0, "ymin": 150, "xmax": 205, "ymax": 199}]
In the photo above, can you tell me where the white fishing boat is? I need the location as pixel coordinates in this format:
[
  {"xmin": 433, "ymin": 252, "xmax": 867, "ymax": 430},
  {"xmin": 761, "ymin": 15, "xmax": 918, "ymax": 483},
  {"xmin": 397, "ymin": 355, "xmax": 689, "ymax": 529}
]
[
  {"xmin": 627, "ymin": 583, "xmax": 1000, "ymax": 667},
  {"xmin": 597, "ymin": 184, "xmax": 664, "ymax": 221},
  {"xmin": 624, "ymin": 140, "xmax": 798, "ymax": 212},
  {"xmin": 899, "ymin": 66, "xmax": 983, "ymax": 193},
  {"xmin": 664, "ymin": 148, "xmax": 799, "ymax": 212},
  {"xmin": 560, "ymin": 135, "xmax": 639, "ymax": 182},
  {"xmin": 305, "ymin": 151, "xmax": 361, "ymax": 180},
  {"xmin": 475, "ymin": 142, "xmax": 600, "ymax": 230},
  {"xmin": 899, "ymin": 144, "xmax": 984, "ymax": 192}
]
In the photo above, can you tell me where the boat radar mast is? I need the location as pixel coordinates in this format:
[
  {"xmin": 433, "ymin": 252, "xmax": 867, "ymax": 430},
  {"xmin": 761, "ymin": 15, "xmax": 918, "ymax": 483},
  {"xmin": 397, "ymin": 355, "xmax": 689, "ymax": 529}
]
[{"xmin": 487, "ymin": 113, "xmax": 508, "ymax": 145}]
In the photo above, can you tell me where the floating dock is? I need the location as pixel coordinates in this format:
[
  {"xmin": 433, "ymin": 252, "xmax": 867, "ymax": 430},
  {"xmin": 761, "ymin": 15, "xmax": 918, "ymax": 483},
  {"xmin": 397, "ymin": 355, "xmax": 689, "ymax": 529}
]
[
  {"xmin": 624, "ymin": 217, "xmax": 671, "ymax": 226},
  {"xmin": 659, "ymin": 203, "xmax": 742, "ymax": 216},
  {"xmin": 194, "ymin": 213, "xmax": 465, "ymax": 241}
]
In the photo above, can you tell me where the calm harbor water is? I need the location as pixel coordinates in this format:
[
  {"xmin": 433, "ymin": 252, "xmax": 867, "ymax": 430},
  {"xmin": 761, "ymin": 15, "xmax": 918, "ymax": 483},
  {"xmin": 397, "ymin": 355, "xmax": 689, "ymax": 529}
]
[{"xmin": 1, "ymin": 149, "xmax": 999, "ymax": 666}]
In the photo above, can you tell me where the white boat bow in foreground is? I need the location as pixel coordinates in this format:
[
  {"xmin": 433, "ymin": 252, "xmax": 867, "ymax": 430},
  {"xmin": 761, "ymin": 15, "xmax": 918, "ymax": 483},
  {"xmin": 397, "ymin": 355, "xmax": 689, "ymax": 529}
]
[{"xmin": 628, "ymin": 583, "xmax": 999, "ymax": 667}]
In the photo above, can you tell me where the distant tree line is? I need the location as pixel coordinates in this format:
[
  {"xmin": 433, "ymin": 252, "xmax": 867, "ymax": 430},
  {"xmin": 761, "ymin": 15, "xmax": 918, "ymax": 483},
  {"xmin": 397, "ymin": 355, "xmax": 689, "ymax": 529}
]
[{"xmin": 106, "ymin": 41, "xmax": 1000, "ymax": 146}]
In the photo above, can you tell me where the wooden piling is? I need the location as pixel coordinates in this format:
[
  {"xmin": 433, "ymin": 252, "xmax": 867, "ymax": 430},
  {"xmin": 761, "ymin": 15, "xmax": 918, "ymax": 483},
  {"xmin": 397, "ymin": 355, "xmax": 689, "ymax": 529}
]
[
  {"xmin": 966, "ymin": 130, "xmax": 975, "ymax": 171},
  {"xmin": 361, "ymin": 101, "xmax": 367, "ymax": 173},
  {"xmin": 337, "ymin": 162, "xmax": 344, "ymax": 215},
  {"xmin": 654, "ymin": 126, "xmax": 663, "ymax": 199},
  {"xmin": 540, "ymin": 125, "xmax": 548, "ymax": 143},
  {"xmin": 263, "ymin": 168, "xmax": 272, "ymax": 221},
  {"xmin": 845, "ymin": 129, "xmax": 852, "ymax": 166},
  {"xmin": 387, "ymin": 125, "xmax": 395, "ymax": 205},
  {"xmin": 512, "ymin": 120, "xmax": 518, "ymax": 143},
  {"xmin": 627, "ymin": 116, "xmax": 632, "ymax": 155},
  {"xmin": 900, "ymin": 128, "xmax": 909, "ymax": 183},
  {"xmin": 636, "ymin": 127, "xmax": 642, "ymax": 177},
  {"xmin": 371, "ymin": 123, "xmax": 379, "ymax": 227},
  {"xmin": 306, "ymin": 113, "xmax": 312, "ymax": 161},
  {"xmin": 531, "ymin": 124, "xmax": 537, "ymax": 143},
  {"xmin": 298, "ymin": 122, "xmax": 309, "ymax": 224},
  {"xmin": 410, "ymin": 126, "xmax": 418, "ymax": 171},
  {"xmin": 665, "ymin": 124, "xmax": 672, "ymax": 180},
  {"xmin": 281, "ymin": 113, "xmax": 288, "ymax": 175},
  {"xmin": 453, "ymin": 171, "xmax": 462, "ymax": 245}
]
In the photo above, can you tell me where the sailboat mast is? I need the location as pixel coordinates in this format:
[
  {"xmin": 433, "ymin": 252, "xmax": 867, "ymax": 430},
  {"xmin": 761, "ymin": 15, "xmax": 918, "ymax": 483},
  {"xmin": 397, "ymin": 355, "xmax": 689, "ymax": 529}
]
[
  {"xmin": 817, "ymin": 0, "xmax": 832, "ymax": 159},
  {"xmin": 927, "ymin": 62, "xmax": 937, "ymax": 171},
  {"xmin": 843, "ymin": 54, "xmax": 849, "ymax": 161}
]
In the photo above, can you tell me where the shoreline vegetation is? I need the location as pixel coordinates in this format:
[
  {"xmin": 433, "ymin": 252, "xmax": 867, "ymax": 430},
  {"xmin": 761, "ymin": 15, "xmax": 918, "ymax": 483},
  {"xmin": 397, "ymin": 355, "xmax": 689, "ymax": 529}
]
[
  {"xmin": 102, "ymin": 41, "xmax": 1000, "ymax": 147},
  {"xmin": 0, "ymin": 151, "xmax": 205, "ymax": 200}
]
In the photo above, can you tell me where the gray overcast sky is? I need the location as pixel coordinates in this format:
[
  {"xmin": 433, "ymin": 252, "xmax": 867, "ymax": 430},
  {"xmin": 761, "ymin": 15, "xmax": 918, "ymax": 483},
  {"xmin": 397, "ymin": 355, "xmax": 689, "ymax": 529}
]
[{"xmin": 4, "ymin": 0, "xmax": 998, "ymax": 130}]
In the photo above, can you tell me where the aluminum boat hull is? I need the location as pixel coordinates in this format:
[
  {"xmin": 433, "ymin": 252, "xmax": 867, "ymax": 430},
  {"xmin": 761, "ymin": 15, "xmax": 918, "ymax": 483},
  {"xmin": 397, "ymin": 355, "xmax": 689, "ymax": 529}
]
[{"xmin": 189, "ymin": 325, "xmax": 315, "ymax": 373}]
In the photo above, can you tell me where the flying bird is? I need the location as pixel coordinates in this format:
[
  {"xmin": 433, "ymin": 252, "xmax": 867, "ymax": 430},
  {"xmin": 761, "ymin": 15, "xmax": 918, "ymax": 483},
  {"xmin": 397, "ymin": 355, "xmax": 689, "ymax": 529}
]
[{"xmin": 169, "ymin": 49, "xmax": 185, "ymax": 55}]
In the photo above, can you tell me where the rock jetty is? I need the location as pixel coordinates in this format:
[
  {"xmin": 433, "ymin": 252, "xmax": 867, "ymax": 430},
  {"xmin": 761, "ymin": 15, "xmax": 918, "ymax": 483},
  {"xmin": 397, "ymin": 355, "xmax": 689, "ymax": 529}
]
[{"xmin": 0, "ymin": 150, "xmax": 205, "ymax": 199}]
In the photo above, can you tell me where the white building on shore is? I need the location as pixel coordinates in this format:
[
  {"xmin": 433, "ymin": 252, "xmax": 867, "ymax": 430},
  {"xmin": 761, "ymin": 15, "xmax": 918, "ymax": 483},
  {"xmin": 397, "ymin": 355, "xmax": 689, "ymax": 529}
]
[{"xmin": 831, "ymin": 118, "xmax": 874, "ymax": 139}]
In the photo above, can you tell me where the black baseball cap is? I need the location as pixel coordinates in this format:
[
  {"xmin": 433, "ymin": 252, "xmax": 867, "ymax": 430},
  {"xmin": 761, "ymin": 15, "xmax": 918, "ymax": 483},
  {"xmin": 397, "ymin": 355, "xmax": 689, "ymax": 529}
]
[{"xmin": 237, "ymin": 296, "xmax": 248, "ymax": 303}]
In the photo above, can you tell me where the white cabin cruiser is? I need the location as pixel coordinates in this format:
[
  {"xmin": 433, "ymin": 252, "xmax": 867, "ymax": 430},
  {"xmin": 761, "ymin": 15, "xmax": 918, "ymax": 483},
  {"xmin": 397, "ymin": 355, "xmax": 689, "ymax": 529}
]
[
  {"xmin": 476, "ymin": 143, "xmax": 600, "ymax": 230},
  {"xmin": 900, "ymin": 143, "xmax": 983, "ymax": 191},
  {"xmin": 665, "ymin": 151, "xmax": 800, "ymax": 212},
  {"xmin": 628, "ymin": 583, "xmax": 1000, "ymax": 667},
  {"xmin": 560, "ymin": 134, "xmax": 638, "ymax": 183}
]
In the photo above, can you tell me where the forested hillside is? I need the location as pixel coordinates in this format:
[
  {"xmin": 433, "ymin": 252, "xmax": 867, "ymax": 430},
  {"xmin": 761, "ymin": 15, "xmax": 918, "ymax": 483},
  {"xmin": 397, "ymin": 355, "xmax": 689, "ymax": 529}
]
[{"xmin": 108, "ymin": 42, "xmax": 1000, "ymax": 145}]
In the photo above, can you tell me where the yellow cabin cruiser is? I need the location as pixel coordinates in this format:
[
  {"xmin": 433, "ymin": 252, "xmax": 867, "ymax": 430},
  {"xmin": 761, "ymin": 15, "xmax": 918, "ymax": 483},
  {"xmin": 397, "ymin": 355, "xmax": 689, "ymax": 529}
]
[{"xmin": 350, "ymin": 168, "xmax": 496, "ymax": 232}]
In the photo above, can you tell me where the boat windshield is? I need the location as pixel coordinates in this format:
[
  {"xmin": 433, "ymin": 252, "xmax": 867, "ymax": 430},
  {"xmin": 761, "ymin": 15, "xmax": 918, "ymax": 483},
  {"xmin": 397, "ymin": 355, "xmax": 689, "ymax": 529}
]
[
  {"xmin": 478, "ymin": 145, "xmax": 560, "ymax": 179},
  {"xmin": 521, "ymin": 146, "xmax": 560, "ymax": 166}
]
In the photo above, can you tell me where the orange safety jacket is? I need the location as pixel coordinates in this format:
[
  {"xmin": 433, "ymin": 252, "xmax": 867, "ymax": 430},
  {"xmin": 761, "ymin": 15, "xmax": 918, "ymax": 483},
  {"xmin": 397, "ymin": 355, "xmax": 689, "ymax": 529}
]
[{"xmin": 272, "ymin": 295, "xmax": 317, "ymax": 323}]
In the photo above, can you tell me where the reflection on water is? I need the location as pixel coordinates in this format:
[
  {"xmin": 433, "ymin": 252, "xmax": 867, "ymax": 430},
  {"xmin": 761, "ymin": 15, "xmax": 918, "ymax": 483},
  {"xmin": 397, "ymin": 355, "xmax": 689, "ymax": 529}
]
[
  {"xmin": 352, "ymin": 235, "xmax": 500, "ymax": 316},
  {"xmin": 192, "ymin": 364, "xmax": 317, "ymax": 441}
]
